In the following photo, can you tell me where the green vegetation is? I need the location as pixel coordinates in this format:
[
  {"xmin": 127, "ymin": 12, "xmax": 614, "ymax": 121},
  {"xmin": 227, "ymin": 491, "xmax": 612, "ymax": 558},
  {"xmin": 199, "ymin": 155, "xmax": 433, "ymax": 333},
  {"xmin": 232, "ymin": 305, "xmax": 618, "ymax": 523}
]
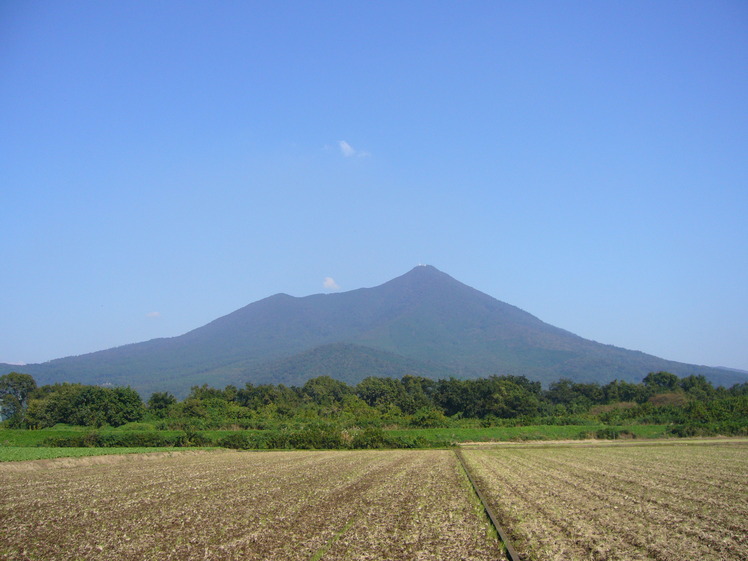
[
  {"xmin": 387, "ymin": 423, "xmax": 670, "ymax": 442},
  {"xmin": 0, "ymin": 447, "xmax": 188, "ymax": 462},
  {"xmin": 1, "ymin": 371, "xmax": 746, "ymax": 456},
  {"xmin": 0, "ymin": 372, "xmax": 36, "ymax": 426}
]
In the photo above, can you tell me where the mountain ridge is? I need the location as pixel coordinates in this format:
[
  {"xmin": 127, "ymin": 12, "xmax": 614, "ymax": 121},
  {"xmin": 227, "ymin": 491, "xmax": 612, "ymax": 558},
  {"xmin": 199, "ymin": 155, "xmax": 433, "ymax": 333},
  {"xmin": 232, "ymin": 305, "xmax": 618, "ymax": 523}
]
[{"xmin": 3, "ymin": 265, "xmax": 746, "ymax": 397}]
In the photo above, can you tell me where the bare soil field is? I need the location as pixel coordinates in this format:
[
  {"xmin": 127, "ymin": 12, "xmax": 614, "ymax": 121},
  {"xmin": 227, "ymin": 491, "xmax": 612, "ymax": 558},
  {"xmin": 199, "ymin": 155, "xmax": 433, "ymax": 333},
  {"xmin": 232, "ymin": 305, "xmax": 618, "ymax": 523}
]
[
  {"xmin": 460, "ymin": 441, "xmax": 748, "ymax": 561},
  {"xmin": 0, "ymin": 449, "xmax": 502, "ymax": 561}
]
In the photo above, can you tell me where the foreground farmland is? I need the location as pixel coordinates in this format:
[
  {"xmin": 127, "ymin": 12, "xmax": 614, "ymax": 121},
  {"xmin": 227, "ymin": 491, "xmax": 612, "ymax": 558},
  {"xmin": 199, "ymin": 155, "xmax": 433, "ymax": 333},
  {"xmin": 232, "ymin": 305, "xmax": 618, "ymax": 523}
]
[
  {"xmin": 2, "ymin": 442, "xmax": 745, "ymax": 560},
  {"xmin": 461, "ymin": 441, "xmax": 748, "ymax": 561},
  {"xmin": 0, "ymin": 449, "xmax": 501, "ymax": 561}
]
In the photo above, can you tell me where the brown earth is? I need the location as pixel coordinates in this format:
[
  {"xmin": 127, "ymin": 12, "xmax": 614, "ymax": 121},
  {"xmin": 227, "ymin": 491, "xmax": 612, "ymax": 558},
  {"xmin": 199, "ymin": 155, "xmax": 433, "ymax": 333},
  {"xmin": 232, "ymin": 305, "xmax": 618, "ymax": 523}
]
[
  {"xmin": 0, "ymin": 449, "xmax": 503, "ymax": 561},
  {"xmin": 461, "ymin": 441, "xmax": 748, "ymax": 561}
]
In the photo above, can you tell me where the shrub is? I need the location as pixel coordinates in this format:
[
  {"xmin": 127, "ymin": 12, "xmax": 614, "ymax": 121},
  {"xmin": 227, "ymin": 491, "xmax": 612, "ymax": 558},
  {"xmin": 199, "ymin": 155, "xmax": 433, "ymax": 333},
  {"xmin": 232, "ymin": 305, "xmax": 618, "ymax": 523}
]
[
  {"xmin": 217, "ymin": 432, "xmax": 268, "ymax": 449},
  {"xmin": 408, "ymin": 407, "xmax": 449, "ymax": 428},
  {"xmin": 667, "ymin": 422, "xmax": 748, "ymax": 438},
  {"xmin": 42, "ymin": 430, "xmax": 214, "ymax": 448},
  {"xmin": 116, "ymin": 422, "xmax": 156, "ymax": 431},
  {"xmin": 175, "ymin": 429, "xmax": 213, "ymax": 447},
  {"xmin": 290, "ymin": 426, "xmax": 345, "ymax": 449},
  {"xmin": 98, "ymin": 432, "xmax": 177, "ymax": 447},
  {"xmin": 351, "ymin": 427, "xmax": 390, "ymax": 449},
  {"xmin": 42, "ymin": 432, "xmax": 103, "ymax": 447},
  {"xmin": 594, "ymin": 427, "xmax": 621, "ymax": 440},
  {"xmin": 647, "ymin": 392, "xmax": 689, "ymax": 407}
]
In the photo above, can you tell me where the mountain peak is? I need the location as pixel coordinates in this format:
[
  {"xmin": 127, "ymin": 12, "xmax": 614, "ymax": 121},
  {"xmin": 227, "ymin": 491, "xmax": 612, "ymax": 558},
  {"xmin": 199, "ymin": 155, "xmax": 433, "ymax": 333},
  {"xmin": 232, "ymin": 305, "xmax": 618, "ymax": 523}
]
[
  {"xmin": 7, "ymin": 265, "xmax": 745, "ymax": 396},
  {"xmin": 410, "ymin": 263, "xmax": 442, "ymax": 273},
  {"xmin": 387, "ymin": 264, "xmax": 460, "ymax": 288}
]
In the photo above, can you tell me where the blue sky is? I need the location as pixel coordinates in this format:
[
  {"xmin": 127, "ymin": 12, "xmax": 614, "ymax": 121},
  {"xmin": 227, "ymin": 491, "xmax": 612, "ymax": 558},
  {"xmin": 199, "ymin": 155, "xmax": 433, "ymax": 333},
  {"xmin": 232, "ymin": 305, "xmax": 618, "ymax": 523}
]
[{"xmin": 2, "ymin": 1, "xmax": 747, "ymax": 372}]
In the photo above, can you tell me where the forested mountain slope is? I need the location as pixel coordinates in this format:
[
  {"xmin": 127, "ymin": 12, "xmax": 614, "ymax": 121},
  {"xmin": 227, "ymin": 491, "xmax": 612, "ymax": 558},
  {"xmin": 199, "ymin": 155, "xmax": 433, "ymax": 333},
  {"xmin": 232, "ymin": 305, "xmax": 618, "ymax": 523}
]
[{"xmin": 3, "ymin": 266, "xmax": 744, "ymax": 397}]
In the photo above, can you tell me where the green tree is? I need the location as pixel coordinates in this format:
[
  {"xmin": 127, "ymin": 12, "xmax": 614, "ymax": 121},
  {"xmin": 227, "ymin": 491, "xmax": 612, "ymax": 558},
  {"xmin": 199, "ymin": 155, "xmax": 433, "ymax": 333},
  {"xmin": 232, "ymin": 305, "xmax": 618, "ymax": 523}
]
[
  {"xmin": 236, "ymin": 383, "xmax": 300, "ymax": 417},
  {"xmin": 409, "ymin": 406, "xmax": 448, "ymax": 428},
  {"xmin": 356, "ymin": 377, "xmax": 408, "ymax": 411},
  {"xmin": 302, "ymin": 376, "xmax": 352, "ymax": 406},
  {"xmin": 0, "ymin": 372, "xmax": 37, "ymax": 423},
  {"xmin": 643, "ymin": 371, "xmax": 680, "ymax": 392},
  {"xmin": 188, "ymin": 384, "xmax": 226, "ymax": 401},
  {"xmin": 147, "ymin": 391, "xmax": 177, "ymax": 417},
  {"xmin": 679, "ymin": 375, "xmax": 714, "ymax": 400},
  {"xmin": 25, "ymin": 383, "xmax": 84, "ymax": 427},
  {"xmin": 602, "ymin": 379, "xmax": 646, "ymax": 404},
  {"xmin": 67, "ymin": 386, "xmax": 144, "ymax": 427},
  {"xmin": 23, "ymin": 383, "xmax": 144, "ymax": 428},
  {"xmin": 107, "ymin": 387, "xmax": 145, "ymax": 426},
  {"xmin": 400, "ymin": 375, "xmax": 436, "ymax": 413},
  {"xmin": 545, "ymin": 378, "xmax": 578, "ymax": 405},
  {"xmin": 434, "ymin": 378, "xmax": 475, "ymax": 417}
]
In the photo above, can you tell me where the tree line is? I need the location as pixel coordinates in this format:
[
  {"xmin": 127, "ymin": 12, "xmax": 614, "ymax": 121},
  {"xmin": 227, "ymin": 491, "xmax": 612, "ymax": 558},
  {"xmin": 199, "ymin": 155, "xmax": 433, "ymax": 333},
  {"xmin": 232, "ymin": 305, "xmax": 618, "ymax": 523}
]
[{"xmin": 2, "ymin": 371, "xmax": 746, "ymax": 436}]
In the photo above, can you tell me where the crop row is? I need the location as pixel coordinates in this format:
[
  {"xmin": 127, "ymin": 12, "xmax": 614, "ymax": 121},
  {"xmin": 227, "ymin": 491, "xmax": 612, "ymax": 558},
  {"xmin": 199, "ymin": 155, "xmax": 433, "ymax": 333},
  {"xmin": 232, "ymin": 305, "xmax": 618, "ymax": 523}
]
[
  {"xmin": 0, "ymin": 449, "xmax": 502, "ymax": 560},
  {"xmin": 2, "ymin": 442, "xmax": 744, "ymax": 560},
  {"xmin": 461, "ymin": 442, "xmax": 748, "ymax": 561}
]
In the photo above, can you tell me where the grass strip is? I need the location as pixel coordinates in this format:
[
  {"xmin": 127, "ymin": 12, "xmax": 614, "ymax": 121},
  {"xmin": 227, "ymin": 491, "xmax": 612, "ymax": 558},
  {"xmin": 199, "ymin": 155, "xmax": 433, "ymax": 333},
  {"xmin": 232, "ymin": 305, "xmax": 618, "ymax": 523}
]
[
  {"xmin": 455, "ymin": 449, "xmax": 500, "ymax": 545},
  {"xmin": 0, "ymin": 446, "xmax": 201, "ymax": 462},
  {"xmin": 388, "ymin": 424, "xmax": 669, "ymax": 442},
  {"xmin": 455, "ymin": 449, "xmax": 521, "ymax": 561},
  {"xmin": 309, "ymin": 516, "xmax": 357, "ymax": 561}
]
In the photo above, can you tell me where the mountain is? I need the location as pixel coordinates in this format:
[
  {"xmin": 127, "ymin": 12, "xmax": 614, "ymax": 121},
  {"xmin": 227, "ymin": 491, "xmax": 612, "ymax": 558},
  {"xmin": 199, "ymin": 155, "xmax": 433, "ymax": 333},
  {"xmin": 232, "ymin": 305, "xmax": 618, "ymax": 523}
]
[{"xmin": 3, "ymin": 265, "xmax": 746, "ymax": 397}]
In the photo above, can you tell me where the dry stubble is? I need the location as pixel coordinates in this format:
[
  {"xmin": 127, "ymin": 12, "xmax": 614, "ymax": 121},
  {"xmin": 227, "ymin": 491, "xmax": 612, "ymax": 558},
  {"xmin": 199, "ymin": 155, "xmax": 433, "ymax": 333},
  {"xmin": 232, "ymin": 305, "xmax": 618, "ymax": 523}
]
[
  {"xmin": 461, "ymin": 441, "xmax": 748, "ymax": 561},
  {"xmin": 0, "ymin": 449, "xmax": 503, "ymax": 561}
]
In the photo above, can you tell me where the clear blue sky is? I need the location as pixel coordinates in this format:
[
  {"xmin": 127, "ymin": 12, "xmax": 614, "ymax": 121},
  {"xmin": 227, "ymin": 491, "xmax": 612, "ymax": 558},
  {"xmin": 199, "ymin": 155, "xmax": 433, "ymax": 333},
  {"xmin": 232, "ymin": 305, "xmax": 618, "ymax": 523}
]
[{"xmin": 2, "ymin": 1, "xmax": 747, "ymax": 372}]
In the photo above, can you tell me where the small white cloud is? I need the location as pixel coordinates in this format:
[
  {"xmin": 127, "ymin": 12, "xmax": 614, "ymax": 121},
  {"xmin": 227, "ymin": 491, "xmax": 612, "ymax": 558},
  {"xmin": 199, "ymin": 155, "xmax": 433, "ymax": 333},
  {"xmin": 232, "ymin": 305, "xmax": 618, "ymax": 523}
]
[
  {"xmin": 337, "ymin": 140, "xmax": 370, "ymax": 158},
  {"xmin": 146, "ymin": 311, "xmax": 161, "ymax": 318},
  {"xmin": 323, "ymin": 277, "xmax": 341, "ymax": 291},
  {"xmin": 339, "ymin": 140, "xmax": 356, "ymax": 157}
]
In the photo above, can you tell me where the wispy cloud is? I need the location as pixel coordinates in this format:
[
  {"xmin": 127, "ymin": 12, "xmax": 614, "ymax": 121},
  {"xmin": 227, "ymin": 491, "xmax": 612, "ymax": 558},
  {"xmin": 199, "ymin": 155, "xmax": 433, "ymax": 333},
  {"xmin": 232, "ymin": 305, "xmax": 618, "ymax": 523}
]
[
  {"xmin": 338, "ymin": 140, "xmax": 370, "ymax": 158},
  {"xmin": 146, "ymin": 311, "xmax": 161, "ymax": 318},
  {"xmin": 338, "ymin": 140, "xmax": 355, "ymax": 157},
  {"xmin": 323, "ymin": 277, "xmax": 341, "ymax": 291}
]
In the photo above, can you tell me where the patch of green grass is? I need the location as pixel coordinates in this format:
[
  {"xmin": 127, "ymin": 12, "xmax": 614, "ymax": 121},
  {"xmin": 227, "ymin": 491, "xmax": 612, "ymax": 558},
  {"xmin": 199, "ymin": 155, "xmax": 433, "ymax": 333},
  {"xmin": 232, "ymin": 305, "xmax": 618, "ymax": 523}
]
[
  {"xmin": 0, "ymin": 428, "xmax": 84, "ymax": 447},
  {"xmin": 0, "ymin": 428, "xmax": 216, "ymax": 447},
  {"xmin": 385, "ymin": 424, "xmax": 669, "ymax": 443},
  {"xmin": 0, "ymin": 424, "xmax": 672, "ymax": 453},
  {"xmin": 0, "ymin": 447, "xmax": 190, "ymax": 462}
]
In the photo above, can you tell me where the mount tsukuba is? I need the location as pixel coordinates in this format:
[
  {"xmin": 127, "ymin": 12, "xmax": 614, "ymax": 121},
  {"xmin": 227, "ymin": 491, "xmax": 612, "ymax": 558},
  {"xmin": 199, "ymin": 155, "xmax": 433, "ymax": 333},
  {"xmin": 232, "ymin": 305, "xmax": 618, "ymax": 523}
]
[{"xmin": 3, "ymin": 266, "xmax": 745, "ymax": 398}]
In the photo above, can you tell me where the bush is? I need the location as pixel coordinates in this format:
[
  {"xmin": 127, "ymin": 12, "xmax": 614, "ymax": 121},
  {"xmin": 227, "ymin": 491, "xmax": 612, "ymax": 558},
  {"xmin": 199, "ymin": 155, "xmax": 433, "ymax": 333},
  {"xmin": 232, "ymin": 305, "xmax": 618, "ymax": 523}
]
[
  {"xmin": 42, "ymin": 432, "xmax": 104, "ymax": 447},
  {"xmin": 116, "ymin": 422, "xmax": 156, "ymax": 431},
  {"xmin": 408, "ymin": 407, "xmax": 449, "ymax": 428},
  {"xmin": 100, "ymin": 432, "xmax": 176, "ymax": 447},
  {"xmin": 290, "ymin": 426, "xmax": 345, "ymax": 449},
  {"xmin": 217, "ymin": 432, "xmax": 268, "ymax": 449},
  {"xmin": 175, "ymin": 429, "xmax": 213, "ymax": 447},
  {"xmin": 42, "ymin": 430, "xmax": 214, "ymax": 448},
  {"xmin": 667, "ymin": 422, "xmax": 748, "ymax": 438},
  {"xmin": 593, "ymin": 427, "xmax": 634, "ymax": 439},
  {"xmin": 351, "ymin": 427, "xmax": 391, "ymax": 449},
  {"xmin": 668, "ymin": 424, "xmax": 705, "ymax": 438},
  {"xmin": 594, "ymin": 427, "xmax": 621, "ymax": 440}
]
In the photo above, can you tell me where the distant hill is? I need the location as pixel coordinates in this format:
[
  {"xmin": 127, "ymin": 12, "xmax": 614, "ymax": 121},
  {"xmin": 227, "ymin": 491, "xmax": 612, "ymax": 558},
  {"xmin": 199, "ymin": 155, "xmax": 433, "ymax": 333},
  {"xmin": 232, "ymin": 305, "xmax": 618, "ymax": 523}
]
[
  {"xmin": 248, "ymin": 343, "xmax": 455, "ymax": 387},
  {"xmin": 717, "ymin": 366, "xmax": 748, "ymax": 376},
  {"xmin": 3, "ymin": 265, "xmax": 746, "ymax": 397}
]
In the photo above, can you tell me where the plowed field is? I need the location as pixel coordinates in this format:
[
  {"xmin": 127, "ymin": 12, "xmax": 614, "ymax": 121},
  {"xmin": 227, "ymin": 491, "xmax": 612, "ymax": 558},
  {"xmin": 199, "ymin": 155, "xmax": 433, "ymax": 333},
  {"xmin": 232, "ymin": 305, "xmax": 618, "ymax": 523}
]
[
  {"xmin": 461, "ymin": 441, "xmax": 748, "ymax": 561},
  {"xmin": 0, "ymin": 449, "xmax": 502, "ymax": 561}
]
